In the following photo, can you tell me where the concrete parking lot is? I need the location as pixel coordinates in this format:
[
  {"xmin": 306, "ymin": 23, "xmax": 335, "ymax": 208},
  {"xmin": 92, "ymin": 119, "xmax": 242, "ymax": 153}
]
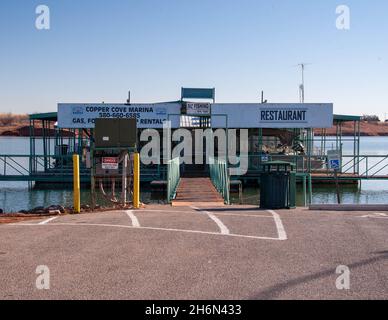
[{"xmin": 1, "ymin": 205, "xmax": 388, "ymax": 300}]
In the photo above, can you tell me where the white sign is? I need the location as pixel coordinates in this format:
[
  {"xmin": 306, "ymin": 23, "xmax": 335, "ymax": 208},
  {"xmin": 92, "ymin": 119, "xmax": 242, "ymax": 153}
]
[
  {"xmin": 102, "ymin": 157, "xmax": 118, "ymax": 170},
  {"xmin": 211, "ymin": 103, "xmax": 333, "ymax": 128},
  {"xmin": 327, "ymin": 150, "xmax": 341, "ymax": 170},
  {"xmin": 186, "ymin": 103, "xmax": 211, "ymax": 115},
  {"xmin": 57, "ymin": 103, "xmax": 181, "ymax": 129}
]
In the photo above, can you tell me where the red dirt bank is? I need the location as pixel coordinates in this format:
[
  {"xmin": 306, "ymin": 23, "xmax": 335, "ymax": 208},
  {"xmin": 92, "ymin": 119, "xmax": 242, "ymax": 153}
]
[
  {"xmin": 1, "ymin": 114, "xmax": 388, "ymax": 137},
  {"xmin": 316, "ymin": 121, "xmax": 388, "ymax": 136}
]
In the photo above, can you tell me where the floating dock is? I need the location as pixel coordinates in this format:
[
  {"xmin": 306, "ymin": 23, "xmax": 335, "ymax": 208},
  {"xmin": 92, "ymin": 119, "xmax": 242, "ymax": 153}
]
[{"xmin": 1, "ymin": 88, "xmax": 388, "ymax": 201}]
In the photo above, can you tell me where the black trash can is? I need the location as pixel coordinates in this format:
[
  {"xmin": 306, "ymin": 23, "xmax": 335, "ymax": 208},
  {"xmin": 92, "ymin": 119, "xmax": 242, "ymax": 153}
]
[{"xmin": 260, "ymin": 161, "xmax": 296, "ymax": 209}]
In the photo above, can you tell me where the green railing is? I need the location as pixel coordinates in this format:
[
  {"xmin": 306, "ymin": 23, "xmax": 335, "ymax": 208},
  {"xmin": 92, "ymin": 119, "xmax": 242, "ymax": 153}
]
[
  {"xmin": 340, "ymin": 155, "xmax": 388, "ymax": 178},
  {"xmin": 167, "ymin": 157, "xmax": 180, "ymax": 203},
  {"xmin": 0, "ymin": 155, "xmax": 30, "ymax": 176},
  {"xmin": 231, "ymin": 153, "xmax": 388, "ymax": 178},
  {"xmin": 242, "ymin": 153, "xmax": 326, "ymax": 174},
  {"xmin": 0, "ymin": 154, "xmax": 85, "ymax": 181},
  {"xmin": 209, "ymin": 157, "xmax": 230, "ymax": 204}
]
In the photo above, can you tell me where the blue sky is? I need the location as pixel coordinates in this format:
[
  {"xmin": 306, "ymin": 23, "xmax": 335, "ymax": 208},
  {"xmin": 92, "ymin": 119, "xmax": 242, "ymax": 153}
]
[{"xmin": 0, "ymin": 0, "xmax": 387, "ymax": 118}]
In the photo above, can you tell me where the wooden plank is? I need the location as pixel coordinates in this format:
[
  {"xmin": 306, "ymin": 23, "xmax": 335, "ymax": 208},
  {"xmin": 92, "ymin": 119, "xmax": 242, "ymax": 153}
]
[{"xmin": 173, "ymin": 177, "xmax": 224, "ymax": 206}]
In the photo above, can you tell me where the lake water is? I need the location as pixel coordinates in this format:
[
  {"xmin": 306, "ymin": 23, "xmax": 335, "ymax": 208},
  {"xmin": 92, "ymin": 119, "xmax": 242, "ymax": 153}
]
[{"xmin": 1, "ymin": 136, "xmax": 388, "ymax": 212}]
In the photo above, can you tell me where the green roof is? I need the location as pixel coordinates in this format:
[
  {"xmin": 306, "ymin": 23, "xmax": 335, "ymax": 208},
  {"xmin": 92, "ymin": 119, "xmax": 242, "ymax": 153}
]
[
  {"xmin": 29, "ymin": 112, "xmax": 58, "ymax": 121},
  {"xmin": 333, "ymin": 114, "xmax": 361, "ymax": 122}
]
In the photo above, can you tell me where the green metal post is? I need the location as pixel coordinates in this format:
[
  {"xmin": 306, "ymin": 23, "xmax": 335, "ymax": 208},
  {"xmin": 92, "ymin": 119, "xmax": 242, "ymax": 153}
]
[
  {"xmin": 43, "ymin": 120, "xmax": 48, "ymax": 171},
  {"xmin": 303, "ymin": 175, "xmax": 307, "ymax": 207},
  {"xmin": 323, "ymin": 129, "xmax": 327, "ymax": 156},
  {"xmin": 258, "ymin": 128, "xmax": 263, "ymax": 172},
  {"xmin": 308, "ymin": 173, "xmax": 312, "ymax": 205},
  {"xmin": 357, "ymin": 121, "xmax": 361, "ymax": 174},
  {"xmin": 353, "ymin": 121, "xmax": 356, "ymax": 174},
  {"xmin": 90, "ymin": 128, "xmax": 96, "ymax": 210},
  {"xmin": 28, "ymin": 118, "xmax": 33, "ymax": 189},
  {"xmin": 289, "ymin": 172, "xmax": 296, "ymax": 209},
  {"xmin": 339, "ymin": 122, "xmax": 343, "ymax": 172}
]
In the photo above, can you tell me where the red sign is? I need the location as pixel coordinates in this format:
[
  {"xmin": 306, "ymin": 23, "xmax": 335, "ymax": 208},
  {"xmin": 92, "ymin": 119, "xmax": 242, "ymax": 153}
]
[{"xmin": 102, "ymin": 157, "xmax": 119, "ymax": 170}]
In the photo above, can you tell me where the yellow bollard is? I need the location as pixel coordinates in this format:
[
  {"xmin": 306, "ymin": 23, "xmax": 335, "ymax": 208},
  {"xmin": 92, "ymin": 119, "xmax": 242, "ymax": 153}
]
[
  {"xmin": 133, "ymin": 153, "xmax": 140, "ymax": 209},
  {"xmin": 73, "ymin": 154, "xmax": 81, "ymax": 213}
]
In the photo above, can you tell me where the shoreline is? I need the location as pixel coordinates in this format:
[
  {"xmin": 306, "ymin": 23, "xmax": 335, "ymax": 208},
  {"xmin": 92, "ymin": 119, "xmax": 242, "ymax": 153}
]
[{"xmin": 0, "ymin": 125, "xmax": 73, "ymax": 137}]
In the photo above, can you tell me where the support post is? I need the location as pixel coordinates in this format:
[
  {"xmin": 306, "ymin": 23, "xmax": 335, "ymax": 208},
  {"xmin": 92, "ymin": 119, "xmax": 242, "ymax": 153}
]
[
  {"xmin": 73, "ymin": 154, "xmax": 81, "ymax": 213},
  {"xmin": 121, "ymin": 153, "xmax": 128, "ymax": 206},
  {"xmin": 90, "ymin": 131, "xmax": 96, "ymax": 210},
  {"xmin": 334, "ymin": 169, "xmax": 341, "ymax": 204},
  {"xmin": 303, "ymin": 175, "xmax": 307, "ymax": 207},
  {"xmin": 289, "ymin": 172, "xmax": 296, "ymax": 209},
  {"xmin": 308, "ymin": 173, "xmax": 313, "ymax": 205},
  {"xmin": 133, "ymin": 153, "xmax": 140, "ymax": 209}
]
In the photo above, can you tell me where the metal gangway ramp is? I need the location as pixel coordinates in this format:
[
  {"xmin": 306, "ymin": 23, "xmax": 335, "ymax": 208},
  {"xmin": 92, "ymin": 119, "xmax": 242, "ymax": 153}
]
[{"xmin": 167, "ymin": 157, "xmax": 229, "ymax": 206}]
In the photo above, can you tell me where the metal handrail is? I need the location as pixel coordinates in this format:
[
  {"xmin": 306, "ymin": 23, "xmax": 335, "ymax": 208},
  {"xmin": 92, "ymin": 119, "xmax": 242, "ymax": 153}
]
[
  {"xmin": 1, "ymin": 156, "xmax": 30, "ymax": 175},
  {"xmin": 36, "ymin": 156, "xmax": 47, "ymax": 168},
  {"xmin": 336, "ymin": 155, "xmax": 388, "ymax": 177},
  {"xmin": 370, "ymin": 162, "xmax": 388, "ymax": 177},
  {"xmin": 209, "ymin": 157, "xmax": 230, "ymax": 204},
  {"xmin": 7, "ymin": 157, "xmax": 30, "ymax": 173},
  {"xmin": 340, "ymin": 156, "xmax": 365, "ymax": 174},
  {"xmin": 0, "ymin": 154, "xmax": 75, "ymax": 177},
  {"xmin": 0, "ymin": 156, "xmax": 28, "ymax": 176},
  {"xmin": 167, "ymin": 157, "xmax": 180, "ymax": 203},
  {"xmin": 359, "ymin": 155, "xmax": 388, "ymax": 177},
  {"xmin": 243, "ymin": 154, "xmax": 388, "ymax": 177}
]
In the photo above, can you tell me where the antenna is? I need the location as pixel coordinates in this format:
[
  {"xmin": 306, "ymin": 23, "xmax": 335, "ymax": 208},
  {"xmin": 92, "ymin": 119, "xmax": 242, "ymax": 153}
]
[
  {"xmin": 295, "ymin": 63, "xmax": 311, "ymax": 103},
  {"xmin": 126, "ymin": 90, "xmax": 131, "ymax": 104},
  {"xmin": 261, "ymin": 90, "xmax": 268, "ymax": 103}
]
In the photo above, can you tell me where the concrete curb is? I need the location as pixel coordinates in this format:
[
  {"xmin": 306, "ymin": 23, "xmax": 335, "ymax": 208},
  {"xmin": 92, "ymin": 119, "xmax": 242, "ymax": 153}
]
[{"xmin": 309, "ymin": 204, "xmax": 388, "ymax": 211}]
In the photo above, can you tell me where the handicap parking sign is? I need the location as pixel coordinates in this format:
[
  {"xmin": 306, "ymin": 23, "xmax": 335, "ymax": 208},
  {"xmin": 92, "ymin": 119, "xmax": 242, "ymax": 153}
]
[
  {"xmin": 327, "ymin": 150, "xmax": 341, "ymax": 171},
  {"xmin": 329, "ymin": 159, "xmax": 340, "ymax": 170}
]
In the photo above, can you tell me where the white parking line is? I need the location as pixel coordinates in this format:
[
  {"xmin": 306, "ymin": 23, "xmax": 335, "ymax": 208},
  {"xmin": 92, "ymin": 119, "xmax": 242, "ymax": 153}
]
[
  {"xmin": 267, "ymin": 210, "xmax": 287, "ymax": 240},
  {"xmin": 359, "ymin": 212, "xmax": 388, "ymax": 218},
  {"xmin": 8, "ymin": 222, "xmax": 283, "ymax": 241},
  {"xmin": 126, "ymin": 210, "xmax": 140, "ymax": 228},
  {"xmin": 38, "ymin": 217, "xmax": 58, "ymax": 225},
  {"xmin": 205, "ymin": 208, "xmax": 287, "ymax": 241},
  {"xmin": 5, "ymin": 208, "xmax": 287, "ymax": 241},
  {"xmin": 139, "ymin": 209, "xmax": 273, "ymax": 219},
  {"xmin": 206, "ymin": 212, "xmax": 230, "ymax": 235},
  {"xmin": 191, "ymin": 206, "xmax": 230, "ymax": 235}
]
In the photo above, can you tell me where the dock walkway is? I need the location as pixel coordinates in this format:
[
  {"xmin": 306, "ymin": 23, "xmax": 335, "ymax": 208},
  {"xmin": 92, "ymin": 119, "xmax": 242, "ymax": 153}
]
[{"xmin": 172, "ymin": 177, "xmax": 225, "ymax": 207}]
